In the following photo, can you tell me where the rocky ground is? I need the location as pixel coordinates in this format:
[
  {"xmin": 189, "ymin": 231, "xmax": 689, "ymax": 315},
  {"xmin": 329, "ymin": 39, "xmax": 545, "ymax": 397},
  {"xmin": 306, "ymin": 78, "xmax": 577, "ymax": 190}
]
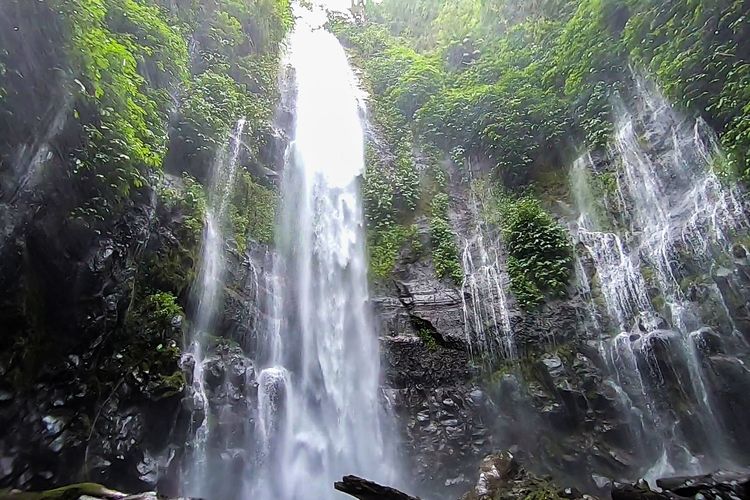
[{"xmin": 7, "ymin": 452, "xmax": 750, "ymax": 500}]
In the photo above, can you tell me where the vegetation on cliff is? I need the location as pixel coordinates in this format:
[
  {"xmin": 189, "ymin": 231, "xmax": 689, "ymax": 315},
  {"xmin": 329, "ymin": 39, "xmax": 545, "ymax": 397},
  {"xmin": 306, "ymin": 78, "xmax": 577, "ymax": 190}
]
[
  {"xmin": 332, "ymin": 0, "xmax": 749, "ymax": 304},
  {"xmin": 0, "ymin": 0, "xmax": 291, "ymax": 488}
]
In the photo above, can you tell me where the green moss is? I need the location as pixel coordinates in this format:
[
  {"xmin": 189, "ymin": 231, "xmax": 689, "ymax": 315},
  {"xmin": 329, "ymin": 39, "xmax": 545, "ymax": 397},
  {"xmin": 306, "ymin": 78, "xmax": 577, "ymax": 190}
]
[
  {"xmin": 523, "ymin": 484, "xmax": 564, "ymax": 500},
  {"xmin": 417, "ymin": 327, "xmax": 439, "ymax": 350},
  {"xmin": 640, "ymin": 265, "xmax": 656, "ymax": 288},
  {"xmin": 154, "ymin": 370, "xmax": 186, "ymax": 399},
  {"xmin": 362, "ymin": 105, "xmax": 420, "ymax": 231},
  {"xmin": 122, "ymin": 292, "xmax": 184, "ymax": 375},
  {"xmin": 230, "ymin": 170, "xmax": 279, "ymax": 252},
  {"xmin": 589, "ymin": 170, "xmax": 618, "ymax": 202},
  {"xmin": 651, "ymin": 294, "xmax": 665, "ymax": 312},
  {"xmin": 5, "ymin": 482, "xmax": 121, "ymax": 499},
  {"xmin": 368, "ymin": 224, "xmax": 420, "ymax": 280},
  {"xmin": 428, "ymin": 192, "xmax": 463, "ymax": 284},
  {"xmin": 142, "ymin": 175, "xmax": 207, "ymax": 296}
]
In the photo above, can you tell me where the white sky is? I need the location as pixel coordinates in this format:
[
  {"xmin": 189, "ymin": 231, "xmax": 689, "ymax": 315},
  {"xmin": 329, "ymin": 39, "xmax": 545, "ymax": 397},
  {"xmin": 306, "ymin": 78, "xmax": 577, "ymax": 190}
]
[{"xmin": 314, "ymin": 0, "xmax": 353, "ymax": 12}]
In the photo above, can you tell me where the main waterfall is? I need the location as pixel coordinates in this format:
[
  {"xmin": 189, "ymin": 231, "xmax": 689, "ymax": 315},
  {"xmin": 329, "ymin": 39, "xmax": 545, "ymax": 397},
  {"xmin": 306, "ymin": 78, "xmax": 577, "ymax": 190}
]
[{"xmin": 250, "ymin": 11, "xmax": 397, "ymax": 499}]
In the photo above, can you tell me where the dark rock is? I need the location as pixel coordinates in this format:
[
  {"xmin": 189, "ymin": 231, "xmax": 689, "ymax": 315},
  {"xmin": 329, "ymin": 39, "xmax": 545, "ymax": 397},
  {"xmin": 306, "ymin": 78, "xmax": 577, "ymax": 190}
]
[
  {"xmin": 657, "ymin": 470, "xmax": 750, "ymax": 498},
  {"xmin": 612, "ymin": 470, "xmax": 750, "ymax": 499},
  {"xmin": 611, "ymin": 481, "xmax": 666, "ymax": 500},
  {"xmin": 380, "ymin": 335, "xmax": 491, "ymax": 498}
]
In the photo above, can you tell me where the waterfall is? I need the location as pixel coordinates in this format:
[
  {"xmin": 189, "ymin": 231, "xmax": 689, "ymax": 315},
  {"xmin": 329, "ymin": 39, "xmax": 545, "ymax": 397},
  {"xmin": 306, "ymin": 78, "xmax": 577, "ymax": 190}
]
[
  {"xmin": 0, "ymin": 96, "xmax": 70, "ymax": 249},
  {"xmin": 460, "ymin": 182, "xmax": 515, "ymax": 361},
  {"xmin": 570, "ymin": 78, "xmax": 750, "ymax": 479},
  {"xmin": 250, "ymin": 13, "xmax": 397, "ymax": 499},
  {"xmin": 182, "ymin": 119, "xmax": 246, "ymax": 498},
  {"xmin": 571, "ymin": 155, "xmax": 653, "ymax": 331}
]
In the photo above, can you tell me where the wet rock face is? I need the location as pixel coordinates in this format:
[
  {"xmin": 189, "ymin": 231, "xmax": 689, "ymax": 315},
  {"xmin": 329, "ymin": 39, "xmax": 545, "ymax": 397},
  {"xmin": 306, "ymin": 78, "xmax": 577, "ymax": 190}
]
[
  {"xmin": 373, "ymin": 234, "xmax": 626, "ymax": 495},
  {"xmin": 217, "ymin": 240, "xmax": 275, "ymax": 358},
  {"xmin": 509, "ymin": 300, "xmax": 583, "ymax": 356},
  {"xmin": 486, "ymin": 349, "xmax": 645, "ymax": 490},
  {"xmin": 380, "ymin": 336, "xmax": 492, "ymax": 499},
  {"xmin": 6, "ymin": 137, "xmax": 281, "ymax": 491},
  {"xmin": 0, "ymin": 192, "xmax": 164, "ymax": 490},
  {"xmin": 179, "ymin": 343, "xmax": 259, "ymax": 500},
  {"xmin": 374, "ymin": 245, "xmax": 468, "ymax": 350},
  {"xmin": 1, "ymin": 186, "xmax": 183, "ymax": 492},
  {"xmin": 375, "ymin": 254, "xmax": 494, "ymax": 499}
]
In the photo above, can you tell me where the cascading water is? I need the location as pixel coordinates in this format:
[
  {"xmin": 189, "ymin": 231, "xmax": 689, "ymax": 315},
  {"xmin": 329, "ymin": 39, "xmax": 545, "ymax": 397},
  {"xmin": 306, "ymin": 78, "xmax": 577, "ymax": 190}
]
[
  {"xmin": 570, "ymin": 77, "xmax": 750, "ymax": 479},
  {"xmin": 0, "ymin": 97, "xmax": 70, "ymax": 248},
  {"xmin": 250, "ymin": 10, "xmax": 397, "ymax": 499},
  {"xmin": 182, "ymin": 119, "xmax": 246, "ymax": 498},
  {"xmin": 571, "ymin": 155, "xmax": 652, "ymax": 331},
  {"xmin": 460, "ymin": 181, "xmax": 515, "ymax": 360}
]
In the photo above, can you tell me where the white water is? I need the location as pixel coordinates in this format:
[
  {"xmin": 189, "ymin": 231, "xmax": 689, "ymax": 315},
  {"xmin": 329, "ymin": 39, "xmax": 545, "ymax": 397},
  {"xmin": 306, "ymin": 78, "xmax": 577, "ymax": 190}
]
[
  {"xmin": 460, "ymin": 183, "xmax": 515, "ymax": 360},
  {"xmin": 250, "ymin": 14, "xmax": 397, "ymax": 499},
  {"xmin": 0, "ymin": 97, "xmax": 71, "ymax": 249},
  {"xmin": 182, "ymin": 119, "xmax": 246, "ymax": 498},
  {"xmin": 570, "ymin": 78, "xmax": 749, "ymax": 478},
  {"xmin": 571, "ymin": 155, "xmax": 653, "ymax": 331}
]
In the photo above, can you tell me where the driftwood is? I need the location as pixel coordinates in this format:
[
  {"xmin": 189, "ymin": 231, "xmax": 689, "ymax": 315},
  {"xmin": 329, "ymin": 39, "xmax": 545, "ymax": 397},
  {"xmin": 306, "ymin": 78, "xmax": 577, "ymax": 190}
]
[{"xmin": 334, "ymin": 475, "xmax": 421, "ymax": 500}]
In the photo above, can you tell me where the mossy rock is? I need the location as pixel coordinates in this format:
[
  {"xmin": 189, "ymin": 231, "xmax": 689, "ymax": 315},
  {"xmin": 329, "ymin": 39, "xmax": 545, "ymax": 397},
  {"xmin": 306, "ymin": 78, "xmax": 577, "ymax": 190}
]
[{"xmin": 1, "ymin": 482, "xmax": 124, "ymax": 499}]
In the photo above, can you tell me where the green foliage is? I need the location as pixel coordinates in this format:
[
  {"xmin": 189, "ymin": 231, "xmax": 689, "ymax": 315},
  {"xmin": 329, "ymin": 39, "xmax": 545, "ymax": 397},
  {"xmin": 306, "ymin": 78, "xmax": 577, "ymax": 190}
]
[
  {"xmin": 162, "ymin": 0, "xmax": 291, "ymax": 187},
  {"xmin": 346, "ymin": 0, "xmax": 750, "ymax": 188},
  {"xmin": 417, "ymin": 65, "xmax": 570, "ymax": 175},
  {"xmin": 624, "ymin": 0, "xmax": 750, "ymax": 178},
  {"xmin": 358, "ymin": 84, "xmax": 422, "ymax": 282},
  {"xmin": 381, "ymin": 46, "xmax": 445, "ymax": 119},
  {"xmin": 429, "ymin": 193, "xmax": 463, "ymax": 283},
  {"xmin": 368, "ymin": 224, "xmax": 420, "ymax": 279},
  {"xmin": 362, "ymin": 139, "xmax": 420, "ymax": 231},
  {"xmin": 176, "ymin": 175, "xmax": 209, "ymax": 240},
  {"xmin": 417, "ymin": 326, "xmax": 439, "ymax": 350},
  {"xmin": 551, "ymin": 0, "xmax": 629, "ymax": 147},
  {"xmin": 494, "ymin": 195, "xmax": 572, "ymax": 308},
  {"xmin": 230, "ymin": 170, "xmax": 278, "ymax": 251},
  {"xmin": 70, "ymin": 0, "xmax": 184, "ymax": 132},
  {"xmin": 45, "ymin": 0, "xmax": 190, "ymax": 219},
  {"xmin": 171, "ymin": 70, "xmax": 262, "ymax": 171},
  {"xmin": 123, "ymin": 291, "xmax": 185, "ymax": 398},
  {"xmin": 130, "ymin": 291, "xmax": 184, "ymax": 333},
  {"xmin": 142, "ymin": 175, "xmax": 207, "ymax": 296}
]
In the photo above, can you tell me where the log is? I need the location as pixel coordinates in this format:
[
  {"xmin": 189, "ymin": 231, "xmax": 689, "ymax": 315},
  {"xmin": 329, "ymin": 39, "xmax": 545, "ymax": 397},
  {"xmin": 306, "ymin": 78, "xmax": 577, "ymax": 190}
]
[{"xmin": 334, "ymin": 475, "xmax": 421, "ymax": 500}]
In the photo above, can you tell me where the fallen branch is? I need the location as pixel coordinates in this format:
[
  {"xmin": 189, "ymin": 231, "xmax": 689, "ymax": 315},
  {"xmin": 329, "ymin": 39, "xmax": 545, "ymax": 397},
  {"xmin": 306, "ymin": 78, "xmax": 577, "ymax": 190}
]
[{"xmin": 334, "ymin": 475, "xmax": 421, "ymax": 500}]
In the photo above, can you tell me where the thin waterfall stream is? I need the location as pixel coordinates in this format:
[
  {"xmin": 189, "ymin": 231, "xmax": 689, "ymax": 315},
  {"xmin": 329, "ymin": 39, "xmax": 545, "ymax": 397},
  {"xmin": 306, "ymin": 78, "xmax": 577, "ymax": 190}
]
[
  {"xmin": 460, "ymin": 177, "xmax": 515, "ymax": 361},
  {"xmin": 183, "ymin": 119, "xmax": 247, "ymax": 498}
]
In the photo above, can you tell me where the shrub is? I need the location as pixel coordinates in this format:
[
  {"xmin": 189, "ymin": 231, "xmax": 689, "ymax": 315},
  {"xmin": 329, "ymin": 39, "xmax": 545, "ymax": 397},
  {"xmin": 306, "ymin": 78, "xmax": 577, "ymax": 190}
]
[
  {"xmin": 429, "ymin": 193, "xmax": 463, "ymax": 283},
  {"xmin": 496, "ymin": 196, "xmax": 572, "ymax": 308}
]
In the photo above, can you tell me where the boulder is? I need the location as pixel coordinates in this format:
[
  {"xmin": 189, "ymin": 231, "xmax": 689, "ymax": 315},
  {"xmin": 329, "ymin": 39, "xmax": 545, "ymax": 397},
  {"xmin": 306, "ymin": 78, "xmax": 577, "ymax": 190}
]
[{"xmin": 460, "ymin": 451, "xmax": 590, "ymax": 500}]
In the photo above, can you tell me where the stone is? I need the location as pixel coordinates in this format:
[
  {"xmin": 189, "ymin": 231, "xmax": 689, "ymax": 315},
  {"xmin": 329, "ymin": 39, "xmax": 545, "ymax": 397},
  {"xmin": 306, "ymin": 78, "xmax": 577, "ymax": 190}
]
[
  {"xmin": 461, "ymin": 451, "xmax": 587, "ymax": 500},
  {"xmin": 590, "ymin": 474, "xmax": 610, "ymax": 489}
]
